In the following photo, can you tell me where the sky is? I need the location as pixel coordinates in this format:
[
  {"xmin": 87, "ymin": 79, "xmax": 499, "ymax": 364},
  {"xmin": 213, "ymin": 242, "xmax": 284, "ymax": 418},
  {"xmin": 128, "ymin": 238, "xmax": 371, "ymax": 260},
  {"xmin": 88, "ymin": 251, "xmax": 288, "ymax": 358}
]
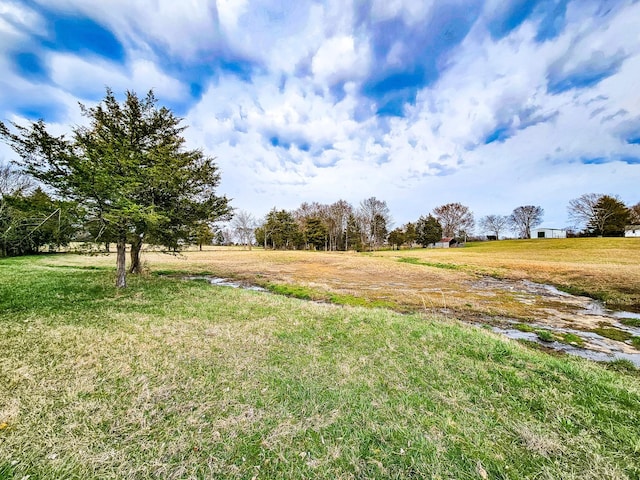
[{"xmin": 1, "ymin": 0, "xmax": 639, "ymax": 232}]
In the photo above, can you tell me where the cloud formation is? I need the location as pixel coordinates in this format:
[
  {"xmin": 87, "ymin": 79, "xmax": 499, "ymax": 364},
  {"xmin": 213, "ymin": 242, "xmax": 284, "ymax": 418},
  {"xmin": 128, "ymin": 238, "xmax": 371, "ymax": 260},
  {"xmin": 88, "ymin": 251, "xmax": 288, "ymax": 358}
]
[{"xmin": 1, "ymin": 0, "xmax": 639, "ymax": 230}]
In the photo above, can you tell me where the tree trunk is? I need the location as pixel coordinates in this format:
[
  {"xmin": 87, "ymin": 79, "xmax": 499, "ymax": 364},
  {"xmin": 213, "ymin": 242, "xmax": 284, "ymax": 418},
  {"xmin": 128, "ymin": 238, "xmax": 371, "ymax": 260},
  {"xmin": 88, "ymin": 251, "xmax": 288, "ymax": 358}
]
[
  {"xmin": 105, "ymin": 241, "xmax": 110, "ymax": 253},
  {"xmin": 116, "ymin": 238, "xmax": 127, "ymax": 288},
  {"xmin": 129, "ymin": 235, "xmax": 143, "ymax": 274}
]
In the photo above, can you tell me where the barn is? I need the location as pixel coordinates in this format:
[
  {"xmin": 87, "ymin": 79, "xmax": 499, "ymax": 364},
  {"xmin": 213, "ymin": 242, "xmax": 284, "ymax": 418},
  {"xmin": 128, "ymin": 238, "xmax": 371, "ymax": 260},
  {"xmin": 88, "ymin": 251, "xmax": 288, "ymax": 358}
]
[
  {"xmin": 434, "ymin": 237, "xmax": 458, "ymax": 248},
  {"xmin": 531, "ymin": 228, "xmax": 567, "ymax": 239},
  {"xmin": 625, "ymin": 225, "xmax": 640, "ymax": 238}
]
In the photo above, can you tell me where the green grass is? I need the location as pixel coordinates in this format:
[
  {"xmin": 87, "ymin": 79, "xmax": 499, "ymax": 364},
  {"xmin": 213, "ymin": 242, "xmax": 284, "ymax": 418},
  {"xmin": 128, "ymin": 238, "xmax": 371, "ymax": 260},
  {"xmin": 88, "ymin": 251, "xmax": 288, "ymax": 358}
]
[
  {"xmin": 397, "ymin": 256, "xmax": 464, "ymax": 270},
  {"xmin": 514, "ymin": 326, "xmax": 585, "ymax": 347},
  {"xmin": 535, "ymin": 329, "xmax": 555, "ymax": 342},
  {"xmin": 619, "ymin": 318, "xmax": 640, "ymax": 328},
  {"xmin": 267, "ymin": 283, "xmax": 316, "ymax": 300},
  {"xmin": 513, "ymin": 323, "xmax": 535, "ymax": 333},
  {"xmin": 267, "ymin": 283, "xmax": 398, "ymax": 310},
  {"xmin": 1, "ymin": 255, "xmax": 640, "ymax": 479},
  {"xmin": 591, "ymin": 327, "xmax": 633, "ymax": 342},
  {"xmin": 558, "ymin": 333, "xmax": 585, "ymax": 348}
]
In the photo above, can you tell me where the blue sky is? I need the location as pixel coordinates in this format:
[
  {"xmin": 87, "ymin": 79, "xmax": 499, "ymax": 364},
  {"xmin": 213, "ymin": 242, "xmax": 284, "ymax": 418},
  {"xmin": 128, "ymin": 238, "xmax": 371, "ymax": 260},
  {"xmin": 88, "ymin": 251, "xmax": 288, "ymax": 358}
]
[{"xmin": 1, "ymin": 0, "xmax": 639, "ymax": 231}]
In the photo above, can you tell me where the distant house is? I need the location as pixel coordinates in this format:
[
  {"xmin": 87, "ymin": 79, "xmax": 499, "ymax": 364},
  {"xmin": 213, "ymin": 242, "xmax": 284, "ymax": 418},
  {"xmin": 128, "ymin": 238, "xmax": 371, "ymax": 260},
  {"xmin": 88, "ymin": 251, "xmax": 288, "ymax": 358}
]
[
  {"xmin": 434, "ymin": 237, "xmax": 458, "ymax": 248},
  {"xmin": 532, "ymin": 228, "xmax": 567, "ymax": 239},
  {"xmin": 625, "ymin": 225, "xmax": 640, "ymax": 238}
]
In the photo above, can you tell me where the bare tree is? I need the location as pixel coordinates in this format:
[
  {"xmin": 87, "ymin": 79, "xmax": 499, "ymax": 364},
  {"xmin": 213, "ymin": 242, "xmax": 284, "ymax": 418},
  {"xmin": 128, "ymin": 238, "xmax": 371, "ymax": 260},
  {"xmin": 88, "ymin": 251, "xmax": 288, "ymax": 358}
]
[
  {"xmin": 479, "ymin": 215, "xmax": 510, "ymax": 239},
  {"xmin": 568, "ymin": 193, "xmax": 628, "ymax": 235},
  {"xmin": 568, "ymin": 193, "xmax": 601, "ymax": 230},
  {"xmin": 432, "ymin": 202, "xmax": 474, "ymax": 238},
  {"xmin": 231, "ymin": 210, "xmax": 256, "ymax": 250},
  {"xmin": 327, "ymin": 200, "xmax": 353, "ymax": 250},
  {"xmin": 509, "ymin": 206, "xmax": 543, "ymax": 239},
  {"xmin": 358, "ymin": 197, "xmax": 392, "ymax": 250},
  {"xmin": 0, "ymin": 163, "xmax": 34, "ymax": 197},
  {"xmin": 219, "ymin": 226, "xmax": 234, "ymax": 246},
  {"xmin": 628, "ymin": 202, "xmax": 640, "ymax": 224}
]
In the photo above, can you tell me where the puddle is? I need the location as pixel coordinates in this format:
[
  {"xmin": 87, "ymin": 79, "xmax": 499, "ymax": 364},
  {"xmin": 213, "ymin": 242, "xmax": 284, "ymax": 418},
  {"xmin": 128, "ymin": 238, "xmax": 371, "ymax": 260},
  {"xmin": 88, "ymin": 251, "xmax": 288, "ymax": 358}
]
[
  {"xmin": 581, "ymin": 303, "xmax": 640, "ymax": 320},
  {"xmin": 612, "ymin": 311, "xmax": 640, "ymax": 320},
  {"xmin": 491, "ymin": 326, "xmax": 640, "ymax": 367},
  {"xmin": 520, "ymin": 280, "xmax": 573, "ymax": 297},
  {"xmin": 182, "ymin": 276, "xmax": 267, "ymax": 292},
  {"xmin": 470, "ymin": 276, "xmax": 640, "ymax": 366}
]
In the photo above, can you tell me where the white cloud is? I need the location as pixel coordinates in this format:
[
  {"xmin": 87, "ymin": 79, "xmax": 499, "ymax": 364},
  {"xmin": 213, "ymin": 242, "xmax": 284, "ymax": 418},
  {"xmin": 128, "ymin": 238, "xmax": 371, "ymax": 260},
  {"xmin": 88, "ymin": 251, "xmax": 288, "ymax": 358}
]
[
  {"xmin": 311, "ymin": 35, "xmax": 370, "ymax": 84},
  {"xmin": 370, "ymin": 0, "xmax": 433, "ymax": 24},
  {"xmin": 0, "ymin": 1, "xmax": 45, "ymax": 34},
  {"xmin": 2, "ymin": 0, "xmax": 639, "ymax": 229},
  {"xmin": 32, "ymin": 0, "xmax": 222, "ymax": 60},
  {"xmin": 48, "ymin": 54, "xmax": 187, "ymax": 100}
]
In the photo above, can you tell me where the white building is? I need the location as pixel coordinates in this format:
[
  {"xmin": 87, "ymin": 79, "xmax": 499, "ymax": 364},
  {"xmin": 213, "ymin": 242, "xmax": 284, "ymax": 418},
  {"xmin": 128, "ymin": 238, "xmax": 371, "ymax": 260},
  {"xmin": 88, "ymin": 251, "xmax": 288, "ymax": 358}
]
[
  {"xmin": 531, "ymin": 228, "xmax": 567, "ymax": 239},
  {"xmin": 625, "ymin": 225, "xmax": 640, "ymax": 238}
]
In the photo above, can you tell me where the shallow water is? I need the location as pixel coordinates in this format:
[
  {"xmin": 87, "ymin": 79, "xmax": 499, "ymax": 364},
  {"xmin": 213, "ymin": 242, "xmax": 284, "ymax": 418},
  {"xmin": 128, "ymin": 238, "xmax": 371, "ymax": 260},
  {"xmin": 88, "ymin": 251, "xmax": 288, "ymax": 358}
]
[
  {"xmin": 183, "ymin": 276, "xmax": 267, "ymax": 292},
  {"xmin": 491, "ymin": 326, "xmax": 640, "ymax": 367},
  {"xmin": 612, "ymin": 310, "xmax": 640, "ymax": 320}
]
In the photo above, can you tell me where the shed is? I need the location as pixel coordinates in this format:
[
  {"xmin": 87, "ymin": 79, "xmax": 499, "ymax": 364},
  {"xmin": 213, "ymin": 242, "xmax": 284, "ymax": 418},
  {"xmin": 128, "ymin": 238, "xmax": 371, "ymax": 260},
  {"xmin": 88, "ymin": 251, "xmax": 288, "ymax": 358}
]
[
  {"xmin": 434, "ymin": 237, "xmax": 458, "ymax": 248},
  {"xmin": 532, "ymin": 228, "xmax": 567, "ymax": 239},
  {"xmin": 625, "ymin": 225, "xmax": 640, "ymax": 238}
]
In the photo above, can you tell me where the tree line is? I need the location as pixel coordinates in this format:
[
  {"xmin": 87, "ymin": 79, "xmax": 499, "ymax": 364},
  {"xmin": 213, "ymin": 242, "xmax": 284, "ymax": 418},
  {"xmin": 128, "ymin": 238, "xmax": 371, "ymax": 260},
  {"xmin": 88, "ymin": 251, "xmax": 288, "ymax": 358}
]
[{"xmin": 226, "ymin": 195, "xmax": 639, "ymax": 251}]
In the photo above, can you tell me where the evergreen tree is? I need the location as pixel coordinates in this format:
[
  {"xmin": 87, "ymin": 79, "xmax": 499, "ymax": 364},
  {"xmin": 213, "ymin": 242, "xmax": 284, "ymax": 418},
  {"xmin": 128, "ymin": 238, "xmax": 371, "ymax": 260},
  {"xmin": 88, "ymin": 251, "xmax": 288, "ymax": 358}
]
[
  {"xmin": 1, "ymin": 89, "xmax": 231, "ymax": 287},
  {"xmin": 416, "ymin": 215, "xmax": 442, "ymax": 247}
]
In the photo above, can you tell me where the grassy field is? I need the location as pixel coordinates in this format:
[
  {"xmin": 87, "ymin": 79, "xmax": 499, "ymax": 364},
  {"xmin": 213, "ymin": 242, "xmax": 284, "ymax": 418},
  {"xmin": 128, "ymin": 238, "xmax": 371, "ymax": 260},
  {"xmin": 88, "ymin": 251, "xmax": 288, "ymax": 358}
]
[
  {"xmin": 2, "ymin": 253, "xmax": 640, "ymax": 479},
  {"xmin": 383, "ymin": 238, "xmax": 640, "ymax": 310},
  {"xmin": 57, "ymin": 238, "xmax": 638, "ymax": 321}
]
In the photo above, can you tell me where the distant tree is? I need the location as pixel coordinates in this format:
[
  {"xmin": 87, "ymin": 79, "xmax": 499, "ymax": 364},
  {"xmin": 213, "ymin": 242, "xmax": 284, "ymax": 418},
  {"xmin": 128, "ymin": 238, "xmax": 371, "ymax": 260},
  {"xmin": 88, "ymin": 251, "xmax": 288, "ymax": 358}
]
[
  {"xmin": 589, "ymin": 196, "xmax": 629, "ymax": 236},
  {"xmin": 509, "ymin": 206, "xmax": 543, "ymax": 239},
  {"xmin": 192, "ymin": 222, "xmax": 214, "ymax": 251},
  {"xmin": 372, "ymin": 213, "xmax": 389, "ymax": 247},
  {"xmin": 328, "ymin": 200, "xmax": 353, "ymax": 251},
  {"xmin": 0, "ymin": 89, "xmax": 231, "ymax": 287},
  {"xmin": 303, "ymin": 216, "xmax": 328, "ymax": 250},
  {"xmin": 479, "ymin": 214, "xmax": 510, "ymax": 239},
  {"xmin": 345, "ymin": 213, "xmax": 363, "ymax": 251},
  {"xmin": 387, "ymin": 227, "xmax": 405, "ymax": 250},
  {"xmin": 568, "ymin": 193, "xmax": 601, "ymax": 233},
  {"xmin": 415, "ymin": 215, "xmax": 442, "ymax": 247},
  {"xmin": 358, "ymin": 197, "xmax": 392, "ymax": 250},
  {"xmin": 213, "ymin": 228, "xmax": 226, "ymax": 246},
  {"xmin": 261, "ymin": 209, "xmax": 302, "ymax": 249},
  {"xmin": 568, "ymin": 193, "xmax": 629, "ymax": 236},
  {"xmin": 404, "ymin": 222, "xmax": 417, "ymax": 247},
  {"xmin": 1, "ymin": 164, "xmax": 33, "ymax": 256},
  {"xmin": 1, "ymin": 187, "xmax": 79, "ymax": 256},
  {"xmin": 232, "ymin": 210, "xmax": 256, "ymax": 250},
  {"xmin": 0, "ymin": 163, "xmax": 33, "ymax": 197},
  {"xmin": 294, "ymin": 202, "xmax": 333, "ymax": 250},
  {"xmin": 628, "ymin": 202, "xmax": 640, "ymax": 224},
  {"xmin": 214, "ymin": 225, "xmax": 233, "ymax": 246},
  {"xmin": 432, "ymin": 203, "xmax": 474, "ymax": 238}
]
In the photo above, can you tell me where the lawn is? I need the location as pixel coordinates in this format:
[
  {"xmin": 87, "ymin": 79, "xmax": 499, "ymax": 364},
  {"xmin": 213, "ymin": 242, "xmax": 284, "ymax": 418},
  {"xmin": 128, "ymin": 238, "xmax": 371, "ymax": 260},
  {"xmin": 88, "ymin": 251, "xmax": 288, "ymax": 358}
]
[{"xmin": 1, "ymin": 254, "xmax": 640, "ymax": 479}]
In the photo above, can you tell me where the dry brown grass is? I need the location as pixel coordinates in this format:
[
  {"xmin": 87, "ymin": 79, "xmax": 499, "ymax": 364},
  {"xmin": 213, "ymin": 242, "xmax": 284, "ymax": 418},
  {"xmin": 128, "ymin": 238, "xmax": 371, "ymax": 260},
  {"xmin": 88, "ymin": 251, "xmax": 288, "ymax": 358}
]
[{"xmin": 45, "ymin": 237, "xmax": 640, "ymax": 328}]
